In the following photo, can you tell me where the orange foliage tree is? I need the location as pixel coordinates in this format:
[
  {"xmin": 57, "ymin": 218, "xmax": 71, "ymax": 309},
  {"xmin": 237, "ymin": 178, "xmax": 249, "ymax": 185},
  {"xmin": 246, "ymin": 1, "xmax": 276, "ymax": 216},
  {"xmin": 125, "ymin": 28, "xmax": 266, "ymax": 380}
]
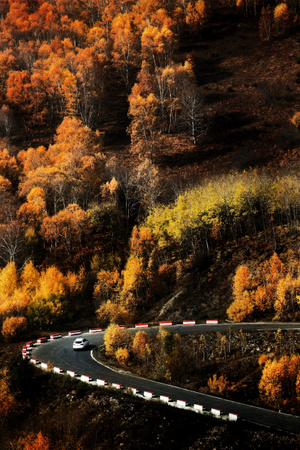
[
  {"xmin": 0, "ymin": 367, "xmax": 18, "ymax": 418},
  {"xmin": 132, "ymin": 330, "xmax": 150, "ymax": 362},
  {"xmin": 127, "ymin": 88, "xmax": 160, "ymax": 163},
  {"xmin": 227, "ymin": 265, "xmax": 255, "ymax": 322},
  {"xmin": 259, "ymin": 355, "xmax": 300, "ymax": 410},
  {"xmin": 16, "ymin": 431, "xmax": 51, "ymax": 450},
  {"xmin": 41, "ymin": 203, "xmax": 87, "ymax": 264},
  {"xmin": 111, "ymin": 12, "xmax": 139, "ymax": 90},
  {"xmin": 227, "ymin": 253, "xmax": 300, "ymax": 322},
  {"xmin": 17, "ymin": 187, "xmax": 48, "ymax": 229}
]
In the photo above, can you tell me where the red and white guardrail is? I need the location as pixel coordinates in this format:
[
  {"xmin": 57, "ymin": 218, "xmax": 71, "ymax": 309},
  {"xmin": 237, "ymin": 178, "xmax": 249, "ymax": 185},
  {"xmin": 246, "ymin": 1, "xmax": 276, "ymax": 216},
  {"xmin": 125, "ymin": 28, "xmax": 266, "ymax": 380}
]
[
  {"xmin": 112, "ymin": 383, "xmax": 123, "ymax": 389},
  {"xmin": 211, "ymin": 408, "xmax": 223, "ymax": 416},
  {"xmin": 23, "ymin": 319, "xmax": 244, "ymax": 421},
  {"xmin": 68, "ymin": 330, "xmax": 81, "ymax": 336},
  {"xmin": 50, "ymin": 333, "xmax": 62, "ymax": 339},
  {"xmin": 31, "ymin": 358, "xmax": 40, "ymax": 364},
  {"xmin": 183, "ymin": 320, "xmax": 196, "ymax": 325},
  {"xmin": 144, "ymin": 391, "xmax": 155, "ymax": 399},
  {"xmin": 160, "ymin": 395, "xmax": 171, "ymax": 403},
  {"xmin": 177, "ymin": 399, "xmax": 188, "ymax": 407},
  {"xmin": 194, "ymin": 404, "xmax": 206, "ymax": 412},
  {"xmin": 81, "ymin": 374, "xmax": 92, "ymax": 382},
  {"xmin": 130, "ymin": 387, "xmax": 140, "ymax": 395}
]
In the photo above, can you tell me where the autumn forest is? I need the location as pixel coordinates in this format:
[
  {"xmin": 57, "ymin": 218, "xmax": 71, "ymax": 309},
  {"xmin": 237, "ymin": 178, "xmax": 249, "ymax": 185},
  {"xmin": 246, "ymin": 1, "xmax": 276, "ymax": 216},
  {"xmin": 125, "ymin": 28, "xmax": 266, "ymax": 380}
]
[{"xmin": 0, "ymin": 0, "xmax": 300, "ymax": 447}]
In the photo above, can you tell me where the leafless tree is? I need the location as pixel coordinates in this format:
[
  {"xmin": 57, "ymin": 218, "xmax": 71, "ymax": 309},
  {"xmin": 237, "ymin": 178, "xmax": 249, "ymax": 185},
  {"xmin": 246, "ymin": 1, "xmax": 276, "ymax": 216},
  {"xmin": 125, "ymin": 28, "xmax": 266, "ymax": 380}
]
[
  {"xmin": 0, "ymin": 105, "xmax": 15, "ymax": 137},
  {"xmin": 179, "ymin": 86, "xmax": 208, "ymax": 144},
  {"xmin": 0, "ymin": 221, "xmax": 24, "ymax": 265},
  {"xmin": 134, "ymin": 159, "xmax": 163, "ymax": 213}
]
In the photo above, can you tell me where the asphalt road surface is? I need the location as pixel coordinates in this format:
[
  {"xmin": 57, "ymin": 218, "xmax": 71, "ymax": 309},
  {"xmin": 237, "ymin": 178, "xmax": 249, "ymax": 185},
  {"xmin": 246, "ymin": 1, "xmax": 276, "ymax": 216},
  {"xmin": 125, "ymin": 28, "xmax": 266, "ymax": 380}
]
[{"xmin": 30, "ymin": 323, "xmax": 300, "ymax": 435}]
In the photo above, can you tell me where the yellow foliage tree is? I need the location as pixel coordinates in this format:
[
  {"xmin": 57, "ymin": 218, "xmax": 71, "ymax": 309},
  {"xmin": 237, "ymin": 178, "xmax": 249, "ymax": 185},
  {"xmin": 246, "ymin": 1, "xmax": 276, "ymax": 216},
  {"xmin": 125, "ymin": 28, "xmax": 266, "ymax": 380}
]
[
  {"xmin": 122, "ymin": 254, "xmax": 144, "ymax": 299},
  {"xmin": 1, "ymin": 316, "xmax": 27, "ymax": 342},
  {"xmin": 227, "ymin": 266, "xmax": 255, "ymax": 322},
  {"xmin": 115, "ymin": 347, "xmax": 130, "ymax": 365},
  {"xmin": 104, "ymin": 323, "xmax": 132, "ymax": 357},
  {"xmin": 291, "ymin": 112, "xmax": 300, "ymax": 128},
  {"xmin": 96, "ymin": 300, "xmax": 131, "ymax": 326},
  {"xmin": 93, "ymin": 269, "xmax": 121, "ymax": 306},
  {"xmin": 207, "ymin": 373, "xmax": 229, "ymax": 396},
  {"xmin": 274, "ymin": 3, "xmax": 292, "ymax": 34}
]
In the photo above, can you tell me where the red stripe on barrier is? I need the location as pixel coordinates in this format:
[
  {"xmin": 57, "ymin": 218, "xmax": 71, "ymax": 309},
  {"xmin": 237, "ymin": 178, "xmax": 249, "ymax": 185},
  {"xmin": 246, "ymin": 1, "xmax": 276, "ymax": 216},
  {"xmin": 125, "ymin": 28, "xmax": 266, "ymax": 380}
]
[
  {"xmin": 211, "ymin": 408, "xmax": 223, "ymax": 416},
  {"xmin": 112, "ymin": 383, "xmax": 123, "ymax": 389},
  {"xmin": 135, "ymin": 323, "xmax": 148, "ymax": 328},
  {"xmin": 183, "ymin": 320, "xmax": 196, "ymax": 325},
  {"xmin": 130, "ymin": 387, "xmax": 140, "ymax": 394},
  {"xmin": 144, "ymin": 391, "xmax": 154, "ymax": 398},
  {"xmin": 50, "ymin": 333, "xmax": 62, "ymax": 339},
  {"xmin": 97, "ymin": 379, "xmax": 108, "ymax": 386},
  {"xmin": 81, "ymin": 374, "xmax": 92, "ymax": 382},
  {"xmin": 68, "ymin": 330, "xmax": 81, "ymax": 336},
  {"xmin": 37, "ymin": 337, "xmax": 48, "ymax": 343},
  {"xmin": 177, "ymin": 399, "xmax": 188, "ymax": 406},
  {"xmin": 160, "ymin": 321, "xmax": 172, "ymax": 326},
  {"xmin": 194, "ymin": 404, "xmax": 206, "ymax": 411},
  {"xmin": 89, "ymin": 328, "xmax": 102, "ymax": 333},
  {"xmin": 160, "ymin": 395, "xmax": 171, "ymax": 402},
  {"xmin": 26, "ymin": 341, "xmax": 34, "ymax": 348},
  {"xmin": 119, "ymin": 325, "xmax": 125, "ymax": 330}
]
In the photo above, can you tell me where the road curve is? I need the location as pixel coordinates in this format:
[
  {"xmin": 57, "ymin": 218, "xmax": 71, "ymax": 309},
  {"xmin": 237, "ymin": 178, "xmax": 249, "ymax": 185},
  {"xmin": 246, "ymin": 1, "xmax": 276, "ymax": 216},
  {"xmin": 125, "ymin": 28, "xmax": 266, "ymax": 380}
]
[{"xmin": 30, "ymin": 323, "xmax": 300, "ymax": 435}]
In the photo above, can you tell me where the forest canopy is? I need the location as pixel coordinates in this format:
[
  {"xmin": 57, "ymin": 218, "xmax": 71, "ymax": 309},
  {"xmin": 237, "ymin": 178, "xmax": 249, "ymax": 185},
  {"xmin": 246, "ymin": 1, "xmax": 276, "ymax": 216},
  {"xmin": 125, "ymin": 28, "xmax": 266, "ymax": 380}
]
[{"xmin": 0, "ymin": 0, "xmax": 299, "ymax": 336}]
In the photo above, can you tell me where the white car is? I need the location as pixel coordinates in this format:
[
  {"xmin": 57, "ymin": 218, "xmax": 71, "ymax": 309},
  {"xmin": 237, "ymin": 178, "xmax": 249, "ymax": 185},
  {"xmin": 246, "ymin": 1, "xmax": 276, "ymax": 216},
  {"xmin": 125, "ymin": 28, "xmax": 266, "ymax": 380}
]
[{"xmin": 73, "ymin": 337, "xmax": 89, "ymax": 350}]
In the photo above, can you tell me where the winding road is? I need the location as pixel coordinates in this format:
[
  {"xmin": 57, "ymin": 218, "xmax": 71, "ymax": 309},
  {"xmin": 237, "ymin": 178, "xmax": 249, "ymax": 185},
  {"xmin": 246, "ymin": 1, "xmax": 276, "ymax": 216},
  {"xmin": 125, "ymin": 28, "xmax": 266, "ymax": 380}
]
[{"xmin": 30, "ymin": 323, "xmax": 300, "ymax": 435}]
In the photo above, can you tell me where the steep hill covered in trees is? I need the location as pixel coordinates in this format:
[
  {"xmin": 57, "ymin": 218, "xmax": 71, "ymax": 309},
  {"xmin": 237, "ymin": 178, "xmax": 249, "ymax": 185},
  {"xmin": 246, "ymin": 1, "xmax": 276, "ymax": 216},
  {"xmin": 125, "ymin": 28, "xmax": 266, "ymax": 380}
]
[{"xmin": 0, "ymin": 0, "xmax": 300, "ymax": 445}]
